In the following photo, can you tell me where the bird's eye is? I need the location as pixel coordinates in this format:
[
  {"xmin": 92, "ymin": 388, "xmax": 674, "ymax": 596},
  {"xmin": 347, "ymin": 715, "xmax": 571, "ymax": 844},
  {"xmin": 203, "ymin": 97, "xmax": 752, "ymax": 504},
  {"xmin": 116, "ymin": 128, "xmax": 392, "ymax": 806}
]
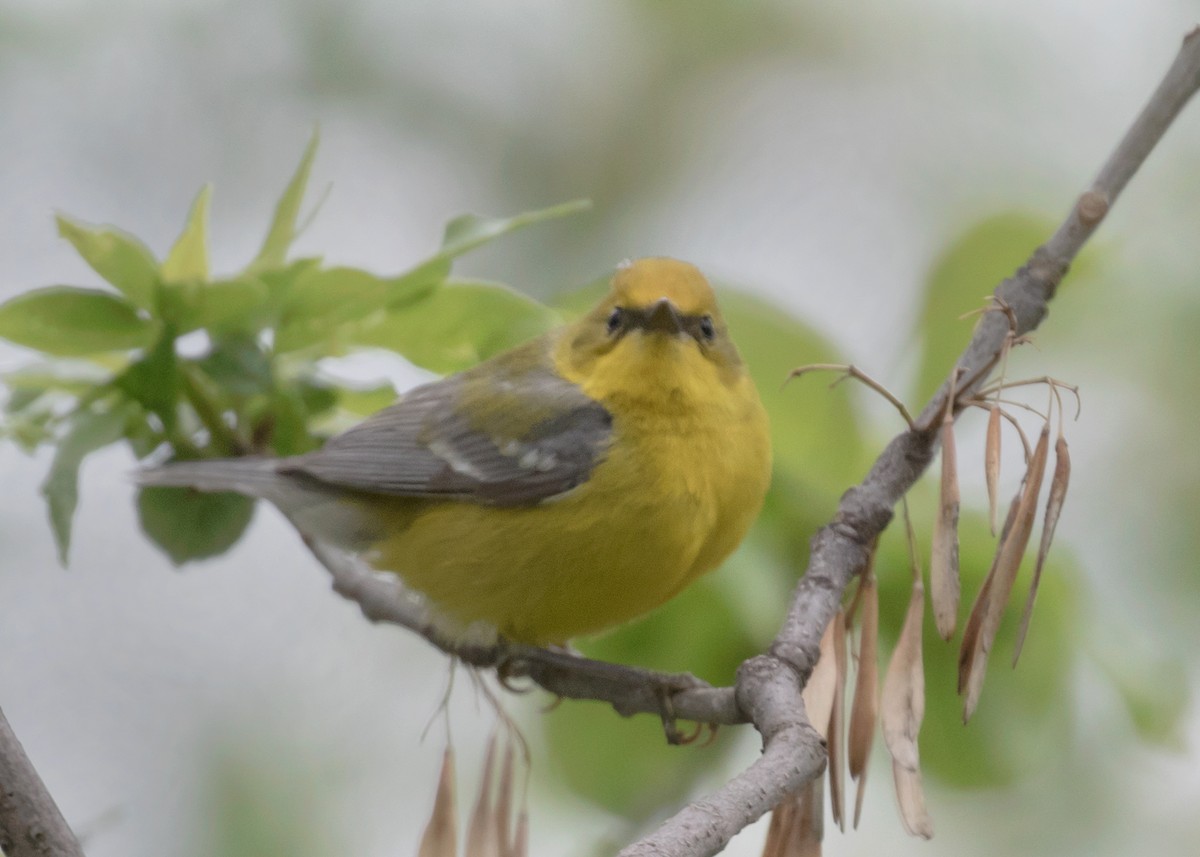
[
  {"xmin": 606, "ymin": 307, "xmax": 624, "ymax": 335},
  {"xmin": 699, "ymin": 315, "xmax": 715, "ymax": 341}
]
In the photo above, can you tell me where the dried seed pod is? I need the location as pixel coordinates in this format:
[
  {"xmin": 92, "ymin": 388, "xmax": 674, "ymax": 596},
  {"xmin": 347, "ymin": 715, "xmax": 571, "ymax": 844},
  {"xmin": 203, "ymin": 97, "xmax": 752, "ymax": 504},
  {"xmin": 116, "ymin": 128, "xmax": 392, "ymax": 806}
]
[
  {"xmin": 844, "ymin": 538, "xmax": 878, "ymax": 627},
  {"xmin": 507, "ymin": 811, "xmax": 529, "ymax": 857},
  {"xmin": 802, "ymin": 616, "xmax": 840, "ymax": 741},
  {"xmin": 761, "ymin": 798, "xmax": 792, "ymax": 857},
  {"xmin": 494, "ymin": 738, "xmax": 515, "ymax": 856},
  {"xmin": 892, "ymin": 763, "xmax": 933, "ymax": 843},
  {"xmin": 796, "ymin": 781, "xmax": 824, "ymax": 857},
  {"xmin": 761, "ymin": 787, "xmax": 823, "ymax": 857},
  {"xmin": 931, "ymin": 416, "xmax": 961, "ymax": 640},
  {"xmin": 881, "ymin": 575, "xmax": 933, "ymax": 839},
  {"xmin": 960, "ymin": 423, "xmax": 1051, "ymax": 721},
  {"xmin": 958, "ymin": 485, "xmax": 1022, "ymax": 695},
  {"xmin": 466, "ymin": 735, "xmax": 500, "ymax": 857},
  {"xmin": 829, "ymin": 611, "xmax": 848, "ymax": 832},
  {"xmin": 791, "ymin": 616, "xmax": 840, "ymax": 853},
  {"xmin": 985, "ymin": 404, "xmax": 1002, "ymax": 536},
  {"xmin": 418, "ymin": 747, "xmax": 458, "ymax": 857},
  {"xmin": 848, "ymin": 575, "xmax": 878, "ymax": 828},
  {"xmin": 1013, "ymin": 434, "xmax": 1071, "ymax": 665}
]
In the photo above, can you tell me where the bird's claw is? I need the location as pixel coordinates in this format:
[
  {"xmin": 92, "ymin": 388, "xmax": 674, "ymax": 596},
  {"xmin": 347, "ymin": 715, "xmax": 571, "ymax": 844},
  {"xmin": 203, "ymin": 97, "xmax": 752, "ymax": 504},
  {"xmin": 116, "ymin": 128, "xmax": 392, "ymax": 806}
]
[{"xmin": 650, "ymin": 672, "xmax": 717, "ymax": 747}]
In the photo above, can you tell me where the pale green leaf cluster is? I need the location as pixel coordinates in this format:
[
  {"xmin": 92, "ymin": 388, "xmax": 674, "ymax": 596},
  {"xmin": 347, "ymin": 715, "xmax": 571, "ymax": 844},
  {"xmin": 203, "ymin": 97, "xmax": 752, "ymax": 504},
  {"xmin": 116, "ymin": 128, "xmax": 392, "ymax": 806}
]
[{"xmin": 0, "ymin": 132, "xmax": 585, "ymax": 565}]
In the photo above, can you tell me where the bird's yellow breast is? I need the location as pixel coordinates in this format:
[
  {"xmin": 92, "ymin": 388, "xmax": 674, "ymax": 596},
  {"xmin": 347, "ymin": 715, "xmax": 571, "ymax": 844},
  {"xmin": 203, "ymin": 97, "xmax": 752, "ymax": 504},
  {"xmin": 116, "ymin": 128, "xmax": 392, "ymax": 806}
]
[{"xmin": 366, "ymin": 333, "xmax": 771, "ymax": 646}]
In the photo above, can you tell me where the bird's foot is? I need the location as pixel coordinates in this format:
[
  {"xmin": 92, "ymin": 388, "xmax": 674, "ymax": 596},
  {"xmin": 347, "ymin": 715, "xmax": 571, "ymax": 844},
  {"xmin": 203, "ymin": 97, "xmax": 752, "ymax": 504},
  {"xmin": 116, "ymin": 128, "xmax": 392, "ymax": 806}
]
[{"xmin": 494, "ymin": 646, "xmax": 715, "ymax": 746}]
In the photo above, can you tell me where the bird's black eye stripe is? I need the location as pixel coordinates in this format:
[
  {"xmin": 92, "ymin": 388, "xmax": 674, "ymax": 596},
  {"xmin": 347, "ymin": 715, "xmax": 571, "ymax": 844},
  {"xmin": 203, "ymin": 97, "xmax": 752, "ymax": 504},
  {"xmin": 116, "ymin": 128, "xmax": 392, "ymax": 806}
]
[
  {"xmin": 606, "ymin": 307, "xmax": 624, "ymax": 335},
  {"xmin": 699, "ymin": 315, "xmax": 715, "ymax": 341}
]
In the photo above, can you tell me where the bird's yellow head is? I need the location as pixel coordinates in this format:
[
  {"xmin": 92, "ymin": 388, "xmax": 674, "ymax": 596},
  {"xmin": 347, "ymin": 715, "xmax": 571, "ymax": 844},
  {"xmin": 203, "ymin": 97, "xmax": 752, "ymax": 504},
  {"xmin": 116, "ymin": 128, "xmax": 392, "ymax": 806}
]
[{"xmin": 556, "ymin": 258, "xmax": 749, "ymax": 408}]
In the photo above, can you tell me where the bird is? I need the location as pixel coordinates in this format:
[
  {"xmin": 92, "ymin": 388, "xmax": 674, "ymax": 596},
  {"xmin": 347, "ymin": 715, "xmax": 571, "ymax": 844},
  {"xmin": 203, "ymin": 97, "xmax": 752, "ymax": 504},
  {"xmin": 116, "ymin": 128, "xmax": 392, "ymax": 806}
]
[{"xmin": 138, "ymin": 257, "xmax": 772, "ymax": 646}]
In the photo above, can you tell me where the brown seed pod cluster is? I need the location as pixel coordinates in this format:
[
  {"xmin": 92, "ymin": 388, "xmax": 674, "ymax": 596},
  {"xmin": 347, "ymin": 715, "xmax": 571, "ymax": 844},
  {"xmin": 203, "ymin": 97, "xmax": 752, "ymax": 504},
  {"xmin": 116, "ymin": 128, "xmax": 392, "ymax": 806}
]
[
  {"xmin": 417, "ymin": 732, "xmax": 530, "ymax": 857},
  {"xmin": 763, "ymin": 596, "xmax": 875, "ymax": 855},
  {"xmin": 774, "ymin": 350, "xmax": 1076, "ymax": 852},
  {"xmin": 958, "ymin": 377, "xmax": 1074, "ymax": 721}
]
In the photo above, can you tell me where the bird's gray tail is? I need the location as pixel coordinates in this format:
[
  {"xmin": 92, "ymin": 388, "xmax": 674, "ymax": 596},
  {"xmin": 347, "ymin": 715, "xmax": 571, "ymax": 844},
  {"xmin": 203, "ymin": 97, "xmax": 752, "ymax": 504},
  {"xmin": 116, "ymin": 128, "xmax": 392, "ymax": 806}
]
[
  {"xmin": 135, "ymin": 458, "xmax": 289, "ymax": 499},
  {"xmin": 135, "ymin": 458, "xmax": 383, "ymax": 552}
]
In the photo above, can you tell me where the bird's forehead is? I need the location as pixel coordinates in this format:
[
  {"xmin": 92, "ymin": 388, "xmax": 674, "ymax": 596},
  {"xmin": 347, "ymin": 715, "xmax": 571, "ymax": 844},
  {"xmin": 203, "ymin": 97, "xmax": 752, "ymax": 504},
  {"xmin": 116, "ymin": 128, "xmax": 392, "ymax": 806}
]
[{"xmin": 611, "ymin": 258, "xmax": 718, "ymax": 316}]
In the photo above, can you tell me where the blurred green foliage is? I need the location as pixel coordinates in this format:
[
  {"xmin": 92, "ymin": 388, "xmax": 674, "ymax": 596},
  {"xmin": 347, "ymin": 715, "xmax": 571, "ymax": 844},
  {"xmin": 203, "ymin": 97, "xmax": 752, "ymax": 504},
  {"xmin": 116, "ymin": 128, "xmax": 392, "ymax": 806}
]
[
  {"xmin": 198, "ymin": 730, "xmax": 337, "ymax": 857},
  {"xmin": 0, "ymin": 136, "xmax": 1186, "ymax": 836}
]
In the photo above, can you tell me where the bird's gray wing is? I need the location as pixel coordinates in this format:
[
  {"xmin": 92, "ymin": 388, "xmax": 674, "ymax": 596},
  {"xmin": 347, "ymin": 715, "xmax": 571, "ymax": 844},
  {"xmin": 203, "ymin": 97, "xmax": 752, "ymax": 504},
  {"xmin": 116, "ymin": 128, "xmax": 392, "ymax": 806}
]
[{"xmin": 281, "ymin": 361, "xmax": 612, "ymax": 506}]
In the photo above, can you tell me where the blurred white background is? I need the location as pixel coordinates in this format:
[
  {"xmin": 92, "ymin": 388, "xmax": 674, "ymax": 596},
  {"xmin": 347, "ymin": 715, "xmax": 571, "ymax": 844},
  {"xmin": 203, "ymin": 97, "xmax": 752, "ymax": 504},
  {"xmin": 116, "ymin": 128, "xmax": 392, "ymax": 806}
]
[{"xmin": 2, "ymin": 2, "xmax": 1199, "ymax": 855}]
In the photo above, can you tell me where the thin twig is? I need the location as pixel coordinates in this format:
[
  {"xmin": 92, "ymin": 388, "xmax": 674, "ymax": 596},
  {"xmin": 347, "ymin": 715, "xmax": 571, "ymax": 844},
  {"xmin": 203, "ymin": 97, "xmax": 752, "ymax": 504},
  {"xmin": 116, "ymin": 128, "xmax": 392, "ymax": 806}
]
[
  {"xmin": 179, "ymin": 363, "xmax": 250, "ymax": 456},
  {"xmin": 975, "ymin": 376, "xmax": 1082, "ymax": 419},
  {"xmin": 788, "ymin": 363, "xmax": 915, "ymax": 430},
  {"xmin": 977, "ymin": 397, "xmax": 1050, "ymax": 424}
]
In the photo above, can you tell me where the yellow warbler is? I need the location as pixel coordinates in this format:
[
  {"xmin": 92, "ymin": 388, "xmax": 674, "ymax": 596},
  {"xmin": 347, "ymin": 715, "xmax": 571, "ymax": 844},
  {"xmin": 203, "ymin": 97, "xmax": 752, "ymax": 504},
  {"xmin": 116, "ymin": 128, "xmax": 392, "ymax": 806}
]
[{"xmin": 140, "ymin": 258, "xmax": 772, "ymax": 645}]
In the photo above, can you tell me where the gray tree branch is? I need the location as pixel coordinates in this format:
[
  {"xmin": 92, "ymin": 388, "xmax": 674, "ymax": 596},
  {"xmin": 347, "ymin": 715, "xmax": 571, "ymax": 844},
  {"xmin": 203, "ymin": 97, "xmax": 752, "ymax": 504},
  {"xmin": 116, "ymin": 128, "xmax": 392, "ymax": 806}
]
[
  {"xmin": 304, "ymin": 27, "xmax": 1200, "ymax": 857},
  {"xmin": 0, "ymin": 705, "xmax": 85, "ymax": 857}
]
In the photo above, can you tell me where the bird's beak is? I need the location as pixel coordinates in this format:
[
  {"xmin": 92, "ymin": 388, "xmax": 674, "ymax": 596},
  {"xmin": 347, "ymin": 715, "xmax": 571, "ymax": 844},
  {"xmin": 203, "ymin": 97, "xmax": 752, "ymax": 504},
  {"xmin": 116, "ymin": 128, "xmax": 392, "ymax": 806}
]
[{"xmin": 642, "ymin": 298, "xmax": 685, "ymax": 335}]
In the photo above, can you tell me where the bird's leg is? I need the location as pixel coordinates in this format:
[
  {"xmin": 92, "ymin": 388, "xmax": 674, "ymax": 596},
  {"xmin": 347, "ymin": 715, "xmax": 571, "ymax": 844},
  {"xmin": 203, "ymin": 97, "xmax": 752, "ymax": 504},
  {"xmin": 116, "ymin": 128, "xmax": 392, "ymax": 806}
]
[{"xmin": 494, "ymin": 646, "xmax": 711, "ymax": 745}]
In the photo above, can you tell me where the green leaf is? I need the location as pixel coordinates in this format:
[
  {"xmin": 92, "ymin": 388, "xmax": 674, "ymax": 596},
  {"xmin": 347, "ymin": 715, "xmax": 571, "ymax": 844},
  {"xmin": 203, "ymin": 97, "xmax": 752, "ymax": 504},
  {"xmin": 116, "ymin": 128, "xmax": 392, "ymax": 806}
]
[
  {"xmin": 250, "ymin": 130, "xmax": 319, "ymax": 271},
  {"xmin": 914, "ymin": 212, "xmax": 1057, "ymax": 403},
  {"xmin": 159, "ymin": 276, "xmax": 270, "ymax": 334},
  {"xmin": 0, "ymin": 286, "xmax": 159, "ymax": 356},
  {"xmin": 332, "ymin": 382, "xmax": 397, "ymax": 417},
  {"xmin": 125, "ymin": 417, "xmax": 164, "ymax": 460},
  {"xmin": 115, "ymin": 329, "xmax": 179, "ymax": 432},
  {"xmin": 41, "ymin": 402, "xmax": 134, "ymax": 564},
  {"xmin": 162, "ymin": 184, "xmax": 212, "ymax": 282},
  {"xmin": 3, "ymin": 360, "xmax": 113, "ymax": 395},
  {"xmin": 294, "ymin": 377, "xmax": 338, "ymax": 421},
  {"xmin": 542, "ymin": 574, "xmax": 755, "ymax": 819},
  {"xmin": 303, "ymin": 381, "xmax": 398, "ymax": 437},
  {"xmin": 137, "ymin": 485, "xmax": 256, "ymax": 565},
  {"xmin": 351, "ymin": 280, "xmax": 561, "ymax": 374},
  {"xmin": 55, "ymin": 214, "xmax": 160, "ymax": 309},
  {"xmin": 274, "ymin": 266, "xmax": 442, "ymax": 353},
  {"xmin": 3, "ymin": 387, "xmax": 44, "ymax": 416},
  {"xmin": 258, "ymin": 256, "xmax": 323, "ymax": 310},
  {"xmin": 248, "ymin": 387, "xmax": 321, "ymax": 457},
  {"xmin": 2, "ymin": 392, "xmax": 60, "ymax": 453},
  {"xmin": 437, "ymin": 198, "xmax": 590, "ymax": 261},
  {"xmin": 269, "ymin": 201, "xmax": 586, "ymax": 353},
  {"xmin": 195, "ymin": 336, "xmax": 273, "ymax": 398},
  {"xmin": 268, "ymin": 390, "xmax": 312, "ymax": 456},
  {"xmin": 1092, "ymin": 629, "xmax": 1189, "ymax": 748},
  {"xmin": 721, "ymin": 290, "xmax": 863, "ymax": 491}
]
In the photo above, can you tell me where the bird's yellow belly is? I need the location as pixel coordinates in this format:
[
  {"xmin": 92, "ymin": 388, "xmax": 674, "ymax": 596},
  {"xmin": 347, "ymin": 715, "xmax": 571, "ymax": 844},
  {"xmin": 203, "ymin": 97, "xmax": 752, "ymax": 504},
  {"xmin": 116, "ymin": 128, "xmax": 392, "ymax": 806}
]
[
  {"xmin": 367, "ymin": 472, "xmax": 703, "ymax": 644},
  {"xmin": 365, "ymin": 409, "xmax": 768, "ymax": 645}
]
